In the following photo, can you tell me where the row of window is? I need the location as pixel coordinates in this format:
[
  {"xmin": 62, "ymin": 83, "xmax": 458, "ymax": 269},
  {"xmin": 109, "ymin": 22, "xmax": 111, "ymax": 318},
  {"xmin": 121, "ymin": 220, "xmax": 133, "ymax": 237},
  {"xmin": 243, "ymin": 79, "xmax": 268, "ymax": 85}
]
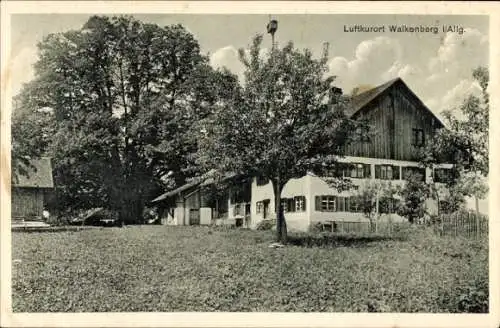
[
  {"xmin": 256, "ymin": 195, "xmax": 401, "ymax": 215},
  {"xmin": 256, "ymin": 166, "xmax": 452, "ymax": 184},
  {"xmin": 315, "ymin": 195, "xmax": 400, "ymax": 214},
  {"xmin": 331, "ymin": 163, "xmax": 426, "ymax": 181},
  {"xmin": 281, "ymin": 196, "xmax": 306, "ymax": 212}
]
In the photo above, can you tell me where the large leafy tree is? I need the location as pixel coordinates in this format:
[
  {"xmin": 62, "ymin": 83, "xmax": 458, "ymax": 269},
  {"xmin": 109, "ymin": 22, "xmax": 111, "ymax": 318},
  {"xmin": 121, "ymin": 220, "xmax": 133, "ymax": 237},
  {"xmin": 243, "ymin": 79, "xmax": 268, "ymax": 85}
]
[
  {"xmin": 12, "ymin": 15, "xmax": 237, "ymax": 222},
  {"xmin": 420, "ymin": 67, "xmax": 489, "ymax": 214},
  {"xmin": 197, "ymin": 36, "xmax": 363, "ymax": 243}
]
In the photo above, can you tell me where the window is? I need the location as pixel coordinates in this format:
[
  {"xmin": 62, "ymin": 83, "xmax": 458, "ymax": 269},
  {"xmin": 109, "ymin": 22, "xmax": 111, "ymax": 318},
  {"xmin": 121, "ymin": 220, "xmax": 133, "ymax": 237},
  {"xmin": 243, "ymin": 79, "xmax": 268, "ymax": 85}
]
[
  {"xmin": 356, "ymin": 126, "xmax": 371, "ymax": 142},
  {"xmin": 328, "ymin": 163, "xmax": 351, "ymax": 178},
  {"xmin": 315, "ymin": 196, "xmax": 336, "ymax": 212},
  {"xmin": 438, "ymin": 200, "xmax": 452, "ymax": 213},
  {"xmin": 403, "ymin": 166, "xmax": 426, "ymax": 181},
  {"xmin": 379, "ymin": 197, "xmax": 399, "ymax": 214},
  {"xmin": 350, "ymin": 163, "xmax": 371, "ymax": 178},
  {"xmin": 412, "ymin": 128, "xmax": 425, "ymax": 147},
  {"xmin": 280, "ymin": 198, "xmax": 295, "ymax": 212},
  {"xmin": 256, "ymin": 176, "xmax": 269, "ymax": 186},
  {"xmin": 315, "ymin": 196, "xmax": 350, "ymax": 212},
  {"xmin": 379, "ymin": 198, "xmax": 389, "ymax": 214},
  {"xmin": 375, "ymin": 165, "xmax": 400, "ymax": 180},
  {"xmin": 256, "ymin": 199, "xmax": 271, "ymax": 218},
  {"xmin": 295, "ymin": 196, "xmax": 306, "ymax": 212},
  {"xmin": 256, "ymin": 201, "xmax": 263, "ymax": 214},
  {"xmin": 281, "ymin": 199, "xmax": 288, "ymax": 212},
  {"xmin": 349, "ymin": 196, "xmax": 361, "ymax": 213},
  {"xmin": 434, "ymin": 168, "xmax": 454, "ymax": 184},
  {"xmin": 234, "ymin": 204, "xmax": 243, "ymax": 216},
  {"xmin": 280, "ymin": 197, "xmax": 306, "ymax": 212}
]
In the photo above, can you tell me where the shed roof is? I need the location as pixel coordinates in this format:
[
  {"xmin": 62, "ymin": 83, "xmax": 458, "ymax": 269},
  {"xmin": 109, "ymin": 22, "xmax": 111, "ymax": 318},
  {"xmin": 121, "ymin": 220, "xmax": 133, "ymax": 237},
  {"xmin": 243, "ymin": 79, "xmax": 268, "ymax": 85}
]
[
  {"xmin": 151, "ymin": 170, "xmax": 239, "ymax": 203},
  {"xmin": 151, "ymin": 180, "xmax": 201, "ymax": 203},
  {"xmin": 12, "ymin": 157, "xmax": 54, "ymax": 189}
]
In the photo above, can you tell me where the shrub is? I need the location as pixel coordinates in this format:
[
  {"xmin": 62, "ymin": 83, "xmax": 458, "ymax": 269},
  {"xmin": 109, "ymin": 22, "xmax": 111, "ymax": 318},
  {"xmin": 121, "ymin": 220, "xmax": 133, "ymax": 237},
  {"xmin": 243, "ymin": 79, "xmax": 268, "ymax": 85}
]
[
  {"xmin": 255, "ymin": 219, "xmax": 276, "ymax": 231},
  {"xmin": 309, "ymin": 222, "xmax": 325, "ymax": 233},
  {"xmin": 44, "ymin": 214, "xmax": 69, "ymax": 226}
]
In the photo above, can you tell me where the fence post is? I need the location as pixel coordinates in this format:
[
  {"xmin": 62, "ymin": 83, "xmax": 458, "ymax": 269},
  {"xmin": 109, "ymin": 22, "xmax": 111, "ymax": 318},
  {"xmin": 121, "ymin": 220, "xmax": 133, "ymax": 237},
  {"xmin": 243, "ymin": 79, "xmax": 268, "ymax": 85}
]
[
  {"xmin": 475, "ymin": 212, "xmax": 480, "ymax": 239},
  {"xmin": 454, "ymin": 212, "xmax": 457, "ymax": 237}
]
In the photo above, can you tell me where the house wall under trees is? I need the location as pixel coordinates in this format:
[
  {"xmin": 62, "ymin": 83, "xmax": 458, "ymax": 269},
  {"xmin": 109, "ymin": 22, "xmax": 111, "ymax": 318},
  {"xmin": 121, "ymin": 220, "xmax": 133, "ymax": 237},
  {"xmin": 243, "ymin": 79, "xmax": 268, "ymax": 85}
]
[
  {"xmin": 11, "ymin": 187, "xmax": 45, "ymax": 220},
  {"xmin": 11, "ymin": 157, "xmax": 54, "ymax": 223}
]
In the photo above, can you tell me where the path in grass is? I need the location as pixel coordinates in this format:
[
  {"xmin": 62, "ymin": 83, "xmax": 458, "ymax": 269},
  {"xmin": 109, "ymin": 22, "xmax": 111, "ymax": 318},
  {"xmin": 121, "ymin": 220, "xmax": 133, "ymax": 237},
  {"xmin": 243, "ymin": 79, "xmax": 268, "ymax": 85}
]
[{"xmin": 12, "ymin": 225, "xmax": 488, "ymax": 312}]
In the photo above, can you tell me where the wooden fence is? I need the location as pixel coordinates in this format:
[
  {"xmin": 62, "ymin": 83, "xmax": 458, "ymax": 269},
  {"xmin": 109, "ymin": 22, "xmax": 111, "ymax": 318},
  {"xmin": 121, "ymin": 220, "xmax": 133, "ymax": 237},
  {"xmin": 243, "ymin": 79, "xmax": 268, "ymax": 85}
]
[
  {"xmin": 320, "ymin": 211, "xmax": 488, "ymax": 239},
  {"xmin": 437, "ymin": 211, "xmax": 488, "ymax": 239}
]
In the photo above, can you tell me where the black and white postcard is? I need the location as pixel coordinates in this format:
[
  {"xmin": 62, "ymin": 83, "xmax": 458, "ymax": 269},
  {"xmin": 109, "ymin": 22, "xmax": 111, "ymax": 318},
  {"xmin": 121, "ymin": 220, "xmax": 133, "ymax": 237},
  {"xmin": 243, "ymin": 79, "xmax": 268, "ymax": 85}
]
[{"xmin": 1, "ymin": 2, "xmax": 498, "ymax": 328}]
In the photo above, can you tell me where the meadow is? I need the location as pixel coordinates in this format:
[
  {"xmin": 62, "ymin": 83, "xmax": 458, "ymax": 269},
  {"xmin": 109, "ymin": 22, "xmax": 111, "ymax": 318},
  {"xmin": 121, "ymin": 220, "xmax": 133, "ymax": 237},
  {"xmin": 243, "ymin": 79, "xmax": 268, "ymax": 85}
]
[{"xmin": 12, "ymin": 225, "xmax": 488, "ymax": 312}]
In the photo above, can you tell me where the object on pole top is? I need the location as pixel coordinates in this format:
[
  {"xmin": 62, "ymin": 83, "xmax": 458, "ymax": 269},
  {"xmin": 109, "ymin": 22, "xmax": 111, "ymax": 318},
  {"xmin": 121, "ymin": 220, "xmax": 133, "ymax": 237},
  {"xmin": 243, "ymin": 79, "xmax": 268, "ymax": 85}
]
[
  {"xmin": 323, "ymin": 42, "xmax": 330, "ymax": 55},
  {"xmin": 267, "ymin": 19, "xmax": 278, "ymax": 35}
]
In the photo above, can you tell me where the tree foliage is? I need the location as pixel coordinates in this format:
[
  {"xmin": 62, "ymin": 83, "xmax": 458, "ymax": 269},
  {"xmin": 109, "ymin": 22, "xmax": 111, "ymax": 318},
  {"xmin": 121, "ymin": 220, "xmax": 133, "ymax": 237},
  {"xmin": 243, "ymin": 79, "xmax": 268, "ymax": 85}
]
[
  {"xmin": 197, "ymin": 36, "xmax": 363, "ymax": 242},
  {"xmin": 422, "ymin": 67, "xmax": 488, "ymax": 175},
  {"xmin": 353, "ymin": 180, "xmax": 400, "ymax": 230},
  {"xmin": 419, "ymin": 67, "xmax": 489, "ymax": 214},
  {"xmin": 12, "ymin": 15, "xmax": 237, "ymax": 222},
  {"xmin": 397, "ymin": 171, "xmax": 430, "ymax": 224}
]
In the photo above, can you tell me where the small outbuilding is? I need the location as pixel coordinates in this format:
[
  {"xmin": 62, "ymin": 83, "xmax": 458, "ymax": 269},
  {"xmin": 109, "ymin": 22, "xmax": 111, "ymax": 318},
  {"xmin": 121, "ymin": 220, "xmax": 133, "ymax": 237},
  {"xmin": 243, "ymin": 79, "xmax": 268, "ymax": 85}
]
[{"xmin": 11, "ymin": 157, "xmax": 54, "ymax": 223}]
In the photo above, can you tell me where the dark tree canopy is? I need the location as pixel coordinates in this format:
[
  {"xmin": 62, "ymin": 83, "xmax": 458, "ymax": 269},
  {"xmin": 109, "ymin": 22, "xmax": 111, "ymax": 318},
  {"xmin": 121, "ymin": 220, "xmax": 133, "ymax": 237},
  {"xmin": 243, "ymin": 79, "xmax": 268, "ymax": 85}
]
[{"xmin": 12, "ymin": 15, "xmax": 239, "ymax": 222}]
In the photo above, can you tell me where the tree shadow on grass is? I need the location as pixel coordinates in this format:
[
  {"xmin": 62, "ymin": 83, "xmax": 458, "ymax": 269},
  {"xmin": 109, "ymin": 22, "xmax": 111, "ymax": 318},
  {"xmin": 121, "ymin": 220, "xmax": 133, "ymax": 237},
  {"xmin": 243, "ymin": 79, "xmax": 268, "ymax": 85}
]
[{"xmin": 286, "ymin": 233, "xmax": 408, "ymax": 248}]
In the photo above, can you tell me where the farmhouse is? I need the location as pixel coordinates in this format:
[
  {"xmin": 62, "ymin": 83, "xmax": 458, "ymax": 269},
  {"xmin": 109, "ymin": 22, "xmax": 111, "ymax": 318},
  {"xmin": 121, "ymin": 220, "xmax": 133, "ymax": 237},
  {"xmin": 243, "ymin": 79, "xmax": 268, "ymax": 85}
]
[
  {"xmin": 152, "ymin": 78, "xmax": 454, "ymax": 231},
  {"xmin": 11, "ymin": 157, "xmax": 54, "ymax": 223},
  {"xmin": 152, "ymin": 171, "xmax": 252, "ymax": 228}
]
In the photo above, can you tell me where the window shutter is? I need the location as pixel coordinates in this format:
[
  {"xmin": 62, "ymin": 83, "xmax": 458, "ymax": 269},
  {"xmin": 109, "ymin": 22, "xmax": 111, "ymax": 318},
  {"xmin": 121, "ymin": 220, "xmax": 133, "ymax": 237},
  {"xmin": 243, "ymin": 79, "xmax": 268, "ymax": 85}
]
[
  {"xmin": 375, "ymin": 165, "xmax": 381, "ymax": 179},
  {"xmin": 302, "ymin": 196, "xmax": 306, "ymax": 211},
  {"xmin": 364, "ymin": 164, "xmax": 371, "ymax": 178},
  {"xmin": 393, "ymin": 166, "xmax": 400, "ymax": 180},
  {"xmin": 315, "ymin": 196, "xmax": 321, "ymax": 211},
  {"xmin": 345, "ymin": 197, "xmax": 351, "ymax": 212}
]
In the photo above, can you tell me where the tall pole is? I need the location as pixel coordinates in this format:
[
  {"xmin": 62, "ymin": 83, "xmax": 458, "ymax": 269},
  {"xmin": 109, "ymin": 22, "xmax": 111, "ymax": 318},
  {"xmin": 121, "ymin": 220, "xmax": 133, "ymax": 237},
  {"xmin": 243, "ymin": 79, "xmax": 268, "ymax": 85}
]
[{"xmin": 267, "ymin": 16, "xmax": 278, "ymax": 51}]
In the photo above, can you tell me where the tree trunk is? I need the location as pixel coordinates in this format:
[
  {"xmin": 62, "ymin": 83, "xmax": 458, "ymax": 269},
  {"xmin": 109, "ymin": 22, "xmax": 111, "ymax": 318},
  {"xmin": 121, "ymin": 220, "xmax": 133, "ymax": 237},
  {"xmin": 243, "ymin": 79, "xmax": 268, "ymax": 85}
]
[
  {"xmin": 120, "ymin": 192, "xmax": 145, "ymax": 225},
  {"xmin": 273, "ymin": 177, "xmax": 287, "ymax": 244},
  {"xmin": 369, "ymin": 217, "xmax": 375, "ymax": 233}
]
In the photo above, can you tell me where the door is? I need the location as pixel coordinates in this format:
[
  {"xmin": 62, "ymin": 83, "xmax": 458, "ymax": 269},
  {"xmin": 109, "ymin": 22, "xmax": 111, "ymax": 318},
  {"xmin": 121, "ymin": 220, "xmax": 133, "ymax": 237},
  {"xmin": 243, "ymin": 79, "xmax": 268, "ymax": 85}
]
[
  {"xmin": 263, "ymin": 199, "xmax": 270, "ymax": 219},
  {"xmin": 189, "ymin": 209, "xmax": 200, "ymax": 225}
]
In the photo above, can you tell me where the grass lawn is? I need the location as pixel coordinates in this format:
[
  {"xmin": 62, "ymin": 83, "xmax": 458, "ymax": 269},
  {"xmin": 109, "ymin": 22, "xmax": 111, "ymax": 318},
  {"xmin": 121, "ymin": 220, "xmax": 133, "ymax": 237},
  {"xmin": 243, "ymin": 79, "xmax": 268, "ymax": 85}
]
[{"xmin": 12, "ymin": 225, "xmax": 488, "ymax": 312}]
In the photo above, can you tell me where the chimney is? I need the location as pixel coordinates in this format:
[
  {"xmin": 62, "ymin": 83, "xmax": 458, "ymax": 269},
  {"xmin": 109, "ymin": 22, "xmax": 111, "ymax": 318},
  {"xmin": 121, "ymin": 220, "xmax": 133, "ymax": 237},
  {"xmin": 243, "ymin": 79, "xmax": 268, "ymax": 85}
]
[{"xmin": 331, "ymin": 86, "xmax": 343, "ymax": 96}]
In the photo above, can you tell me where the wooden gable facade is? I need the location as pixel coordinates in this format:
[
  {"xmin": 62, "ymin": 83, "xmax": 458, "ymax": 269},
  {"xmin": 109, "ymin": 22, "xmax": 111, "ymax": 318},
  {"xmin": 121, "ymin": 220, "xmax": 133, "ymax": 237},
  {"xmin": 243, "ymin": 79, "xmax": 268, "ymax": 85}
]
[
  {"xmin": 345, "ymin": 78, "xmax": 444, "ymax": 161},
  {"xmin": 12, "ymin": 157, "xmax": 54, "ymax": 221}
]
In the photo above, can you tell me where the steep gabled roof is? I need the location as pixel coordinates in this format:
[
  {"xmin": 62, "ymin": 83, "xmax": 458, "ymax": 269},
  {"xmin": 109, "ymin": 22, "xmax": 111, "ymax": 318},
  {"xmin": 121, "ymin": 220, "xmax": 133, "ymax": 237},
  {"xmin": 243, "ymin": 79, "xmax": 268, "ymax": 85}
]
[
  {"xmin": 347, "ymin": 78, "xmax": 399, "ymax": 117},
  {"xmin": 347, "ymin": 77, "xmax": 444, "ymax": 128},
  {"xmin": 12, "ymin": 157, "xmax": 54, "ymax": 189}
]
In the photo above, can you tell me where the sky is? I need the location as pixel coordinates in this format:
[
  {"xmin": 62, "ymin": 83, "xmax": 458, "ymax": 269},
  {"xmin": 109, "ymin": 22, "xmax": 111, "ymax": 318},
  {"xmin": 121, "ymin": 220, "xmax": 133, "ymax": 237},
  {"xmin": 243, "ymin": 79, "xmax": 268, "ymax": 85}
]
[
  {"xmin": 11, "ymin": 14, "xmax": 489, "ymax": 119},
  {"xmin": 9, "ymin": 13, "xmax": 490, "ymax": 212}
]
